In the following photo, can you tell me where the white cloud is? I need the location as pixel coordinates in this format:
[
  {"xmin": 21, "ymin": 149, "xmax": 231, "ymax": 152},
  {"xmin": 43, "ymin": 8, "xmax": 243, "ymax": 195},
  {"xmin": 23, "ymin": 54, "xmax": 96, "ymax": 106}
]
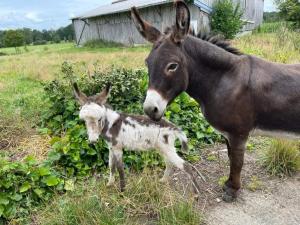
[{"xmin": 25, "ymin": 12, "xmax": 43, "ymax": 22}]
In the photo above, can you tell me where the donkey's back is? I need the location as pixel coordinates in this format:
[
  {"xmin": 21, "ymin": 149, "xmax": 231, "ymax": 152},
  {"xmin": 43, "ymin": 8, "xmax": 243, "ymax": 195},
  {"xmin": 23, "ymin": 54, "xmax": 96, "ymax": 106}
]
[{"xmin": 250, "ymin": 56, "xmax": 300, "ymax": 135}]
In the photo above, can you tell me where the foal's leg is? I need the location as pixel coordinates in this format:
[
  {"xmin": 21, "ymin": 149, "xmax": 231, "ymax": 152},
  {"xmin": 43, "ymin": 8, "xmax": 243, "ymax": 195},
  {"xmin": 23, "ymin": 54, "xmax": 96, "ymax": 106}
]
[
  {"xmin": 159, "ymin": 146, "xmax": 200, "ymax": 194},
  {"xmin": 160, "ymin": 160, "xmax": 173, "ymax": 183},
  {"xmin": 223, "ymin": 135, "xmax": 248, "ymax": 202},
  {"xmin": 107, "ymin": 149, "xmax": 117, "ymax": 187},
  {"xmin": 112, "ymin": 148, "xmax": 126, "ymax": 192}
]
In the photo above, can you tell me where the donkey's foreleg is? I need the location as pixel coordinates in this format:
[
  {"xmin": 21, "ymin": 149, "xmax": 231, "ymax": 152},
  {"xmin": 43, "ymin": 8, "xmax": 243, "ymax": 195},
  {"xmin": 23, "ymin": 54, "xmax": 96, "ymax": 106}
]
[
  {"xmin": 223, "ymin": 135, "xmax": 248, "ymax": 202},
  {"xmin": 159, "ymin": 146, "xmax": 201, "ymax": 195},
  {"xmin": 112, "ymin": 148, "xmax": 126, "ymax": 192}
]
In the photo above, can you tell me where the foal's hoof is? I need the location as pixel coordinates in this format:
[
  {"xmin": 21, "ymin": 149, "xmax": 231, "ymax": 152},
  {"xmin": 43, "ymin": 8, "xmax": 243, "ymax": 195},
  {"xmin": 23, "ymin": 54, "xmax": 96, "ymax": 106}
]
[
  {"xmin": 159, "ymin": 177, "xmax": 168, "ymax": 183},
  {"xmin": 222, "ymin": 184, "xmax": 239, "ymax": 203},
  {"xmin": 106, "ymin": 181, "xmax": 114, "ymax": 187}
]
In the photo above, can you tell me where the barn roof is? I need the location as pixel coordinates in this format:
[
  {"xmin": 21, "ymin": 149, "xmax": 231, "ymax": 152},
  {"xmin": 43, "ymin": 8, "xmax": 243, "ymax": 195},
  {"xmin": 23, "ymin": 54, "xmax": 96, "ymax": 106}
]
[{"xmin": 73, "ymin": 0, "xmax": 212, "ymax": 20}]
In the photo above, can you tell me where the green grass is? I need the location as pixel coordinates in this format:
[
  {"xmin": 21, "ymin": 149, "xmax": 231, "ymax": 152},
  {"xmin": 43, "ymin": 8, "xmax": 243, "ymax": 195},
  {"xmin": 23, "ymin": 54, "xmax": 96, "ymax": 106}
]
[
  {"xmin": 34, "ymin": 170, "xmax": 202, "ymax": 225},
  {"xmin": 253, "ymin": 22, "xmax": 286, "ymax": 34},
  {"xmin": 261, "ymin": 139, "xmax": 300, "ymax": 176}
]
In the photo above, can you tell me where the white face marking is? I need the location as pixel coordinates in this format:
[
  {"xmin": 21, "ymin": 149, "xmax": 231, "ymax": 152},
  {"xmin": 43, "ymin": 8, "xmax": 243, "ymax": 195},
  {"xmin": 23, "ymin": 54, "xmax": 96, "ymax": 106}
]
[
  {"xmin": 79, "ymin": 103, "xmax": 105, "ymax": 143},
  {"xmin": 143, "ymin": 89, "xmax": 168, "ymax": 118},
  {"xmin": 251, "ymin": 129, "xmax": 300, "ymax": 140}
]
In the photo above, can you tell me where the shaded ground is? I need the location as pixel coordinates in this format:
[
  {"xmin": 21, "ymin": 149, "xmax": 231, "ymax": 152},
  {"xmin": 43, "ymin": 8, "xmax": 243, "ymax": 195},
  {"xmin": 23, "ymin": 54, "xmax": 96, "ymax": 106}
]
[{"xmin": 171, "ymin": 139, "xmax": 300, "ymax": 225}]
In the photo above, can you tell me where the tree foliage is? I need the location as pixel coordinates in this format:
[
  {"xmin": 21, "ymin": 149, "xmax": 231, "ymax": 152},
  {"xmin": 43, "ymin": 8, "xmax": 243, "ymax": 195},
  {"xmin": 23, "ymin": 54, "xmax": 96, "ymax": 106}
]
[
  {"xmin": 277, "ymin": 0, "xmax": 300, "ymax": 28},
  {"xmin": 0, "ymin": 24, "xmax": 74, "ymax": 48},
  {"xmin": 210, "ymin": 0, "xmax": 244, "ymax": 39},
  {"xmin": 3, "ymin": 30, "xmax": 24, "ymax": 48}
]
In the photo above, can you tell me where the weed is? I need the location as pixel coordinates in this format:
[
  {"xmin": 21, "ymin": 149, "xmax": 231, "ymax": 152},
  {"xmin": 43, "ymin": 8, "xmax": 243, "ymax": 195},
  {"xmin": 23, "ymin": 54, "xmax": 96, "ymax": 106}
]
[
  {"xmin": 218, "ymin": 176, "xmax": 228, "ymax": 187},
  {"xmin": 207, "ymin": 154, "xmax": 217, "ymax": 162},
  {"xmin": 261, "ymin": 139, "xmax": 300, "ymax": 176},
  {"xmin": 247, "ymin": 176, "xmax": 263, "ymax": 192}
]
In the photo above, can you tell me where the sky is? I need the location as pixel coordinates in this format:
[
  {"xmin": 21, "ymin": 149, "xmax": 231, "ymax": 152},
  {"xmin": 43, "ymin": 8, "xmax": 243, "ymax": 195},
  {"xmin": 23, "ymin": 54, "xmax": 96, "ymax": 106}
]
[{"xmin": 0, "ymin": 0, "xmax": 277, "ymax": 31}]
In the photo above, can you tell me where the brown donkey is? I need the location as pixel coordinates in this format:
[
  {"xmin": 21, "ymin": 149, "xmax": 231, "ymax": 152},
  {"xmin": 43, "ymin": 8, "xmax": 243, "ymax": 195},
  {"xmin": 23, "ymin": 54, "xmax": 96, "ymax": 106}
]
[{"xmin": 131, "ymin": 1, "xmax": 300, "ymax": 201}]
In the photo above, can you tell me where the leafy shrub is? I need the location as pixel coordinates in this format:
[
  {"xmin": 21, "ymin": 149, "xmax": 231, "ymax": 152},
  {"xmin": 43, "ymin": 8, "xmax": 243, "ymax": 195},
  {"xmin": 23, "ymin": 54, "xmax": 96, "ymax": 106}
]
[
  {"xmin": 0, "ymin": 156, "xmax": 64, "ymax": 222},
  {"xmin": 40, "ymin": 62, "xmax": 220, "ymax": 177},
  {"xmin": 261, "ymin": 139, "xmax": 300, "ymax": 176},
  {"xmin": 210, "ymin": 0, "xmax": 244, "ymax": 39},
  {"xmin": 84, "ymin": 39, "xmax": 123, "ymax": 48}
]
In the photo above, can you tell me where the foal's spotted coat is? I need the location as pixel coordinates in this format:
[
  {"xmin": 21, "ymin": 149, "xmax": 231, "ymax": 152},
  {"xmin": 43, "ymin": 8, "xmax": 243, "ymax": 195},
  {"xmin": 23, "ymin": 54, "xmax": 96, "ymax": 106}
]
[{"xmin": 73, "ymin": 83, "xmax": 200, "ymax": 193}]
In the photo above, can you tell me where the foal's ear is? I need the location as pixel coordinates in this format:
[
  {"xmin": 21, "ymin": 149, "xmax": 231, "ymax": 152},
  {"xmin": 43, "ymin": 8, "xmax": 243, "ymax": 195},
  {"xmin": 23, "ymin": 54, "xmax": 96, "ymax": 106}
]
[
  {"xmin": 73, "ymin": 83, "xmax": 87, "ymax": 105},
  {"xmin": 131, "ymin": 7, "xmax": 162, "ymax": 43},
  {"xmin": 95, "ymin": 84, "xmax": 111, "ymax": 105},
  {"xmin": 172, "ymin": 0, "xmax": 190, "ymax": 43}
]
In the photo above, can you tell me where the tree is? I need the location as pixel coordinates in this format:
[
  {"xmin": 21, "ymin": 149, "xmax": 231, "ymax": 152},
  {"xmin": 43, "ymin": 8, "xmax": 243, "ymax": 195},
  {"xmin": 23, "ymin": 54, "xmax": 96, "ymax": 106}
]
[
  {"xmin": 277, "ymin": 0, "xmax": 300, "ymax": 28},
  {"xmin": 210, "ymin": 0, "xmax": 244, "ymax": 39},
  {"xmin": 22, "ymin": 28, "xmax": 33, "ymax": 45},
  {"xmin": 3, "ymin": 30, "xmax": 24, "ymax": 50}
]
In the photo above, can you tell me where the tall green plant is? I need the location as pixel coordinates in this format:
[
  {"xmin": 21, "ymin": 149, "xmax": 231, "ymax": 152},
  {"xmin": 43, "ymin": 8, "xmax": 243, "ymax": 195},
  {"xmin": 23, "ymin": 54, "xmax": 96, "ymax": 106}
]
[
  {"xmin": 277, "ymin": 0, "xmax": 300, "ymax": 29},
  {"xmin": 210, "ymin": 0, "xmax": 244, "ymax": 39}
]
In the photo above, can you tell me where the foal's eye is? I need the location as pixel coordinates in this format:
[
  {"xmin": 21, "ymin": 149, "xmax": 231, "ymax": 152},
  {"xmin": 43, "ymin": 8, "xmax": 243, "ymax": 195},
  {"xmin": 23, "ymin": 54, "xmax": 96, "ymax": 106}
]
[{"xmin": 166, "ymin": 63, "xmax": 179, "ymax": 73}]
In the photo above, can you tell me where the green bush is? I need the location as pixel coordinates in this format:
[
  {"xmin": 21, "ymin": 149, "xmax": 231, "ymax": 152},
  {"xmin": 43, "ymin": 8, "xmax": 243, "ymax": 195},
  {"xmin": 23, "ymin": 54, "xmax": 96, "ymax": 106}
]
[
  {"xmin": 278, "ymin": 0, "xmax": 300, "ymax": 29},
  {"xmin": 210, "ymin": 0, "xmax": 244, "ymax": 39},
  {"xmin": 0, "ymin": 156, "xmax": 63, "ymax": 222},
  {"xmin": 40, "ymin": 62, "xmax": 220, "ymax": 177},
  {"xmin": 261, "ymin": 139, "xmax": 300, "ymax": 176}
]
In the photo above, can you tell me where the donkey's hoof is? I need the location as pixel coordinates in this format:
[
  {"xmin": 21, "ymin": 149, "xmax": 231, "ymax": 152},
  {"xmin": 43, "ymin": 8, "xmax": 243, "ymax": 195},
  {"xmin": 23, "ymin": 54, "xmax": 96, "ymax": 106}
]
[
  {"xmin": 222, "ymin": 192, "xmax": 237, "ymax": 203},
  {"xmin": 222, "ymin": 184, "xmax": 239, "ymax": 203}
]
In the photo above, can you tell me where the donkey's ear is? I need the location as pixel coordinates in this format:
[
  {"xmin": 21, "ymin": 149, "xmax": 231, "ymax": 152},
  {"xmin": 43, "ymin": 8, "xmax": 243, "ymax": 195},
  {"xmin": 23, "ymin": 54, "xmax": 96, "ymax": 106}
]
[
  {"xmin": 95, "ymin": 84, "xmax": 111, "ymax": 105},
  {"xmin": 172, "ymin": 0, "xmax": 190, "ymax": 43},
  {"xmin": 73, "ymin": 83, "xmax": 87, "ymax": 105},
  {"xmin": 131, "ymin": 7, "xmax": 162, "ymax": 43}
]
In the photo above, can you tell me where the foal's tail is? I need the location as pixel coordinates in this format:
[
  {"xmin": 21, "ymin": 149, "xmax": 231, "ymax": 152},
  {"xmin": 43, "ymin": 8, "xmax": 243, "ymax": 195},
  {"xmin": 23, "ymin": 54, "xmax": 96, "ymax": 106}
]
[{"xmin": 175, "ymin": 130, "xmax": 189, "ymax": 153}]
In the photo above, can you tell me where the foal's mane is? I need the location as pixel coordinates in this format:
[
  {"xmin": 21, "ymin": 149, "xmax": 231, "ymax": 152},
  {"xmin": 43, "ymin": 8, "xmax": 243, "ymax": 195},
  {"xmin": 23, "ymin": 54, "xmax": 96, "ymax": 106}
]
[{"xmin": 195, "ymin": 32, "xmax": 243, "ymax": 56}]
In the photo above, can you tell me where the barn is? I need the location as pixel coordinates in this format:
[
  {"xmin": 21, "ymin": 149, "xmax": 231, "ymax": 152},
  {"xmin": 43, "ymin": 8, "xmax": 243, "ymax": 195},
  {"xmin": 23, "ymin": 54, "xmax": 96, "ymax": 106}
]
[{"xmin": 72, "ymin": 0, "xmax": 264, "ymax": 46}]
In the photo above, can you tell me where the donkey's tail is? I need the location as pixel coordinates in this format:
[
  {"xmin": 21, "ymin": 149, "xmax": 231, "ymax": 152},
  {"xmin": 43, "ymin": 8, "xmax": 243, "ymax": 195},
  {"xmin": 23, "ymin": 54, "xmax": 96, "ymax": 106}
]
[{"xmin": 175, "ymin": 130, "xmax": 189, "ymax": 153}]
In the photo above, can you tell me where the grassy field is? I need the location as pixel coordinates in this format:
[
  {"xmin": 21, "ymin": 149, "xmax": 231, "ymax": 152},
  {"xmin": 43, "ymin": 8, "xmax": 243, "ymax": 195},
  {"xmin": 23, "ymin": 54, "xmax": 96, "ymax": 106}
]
[{"xmin": 1, "ymin": 27, "xmax": 300, "ymax": 224}]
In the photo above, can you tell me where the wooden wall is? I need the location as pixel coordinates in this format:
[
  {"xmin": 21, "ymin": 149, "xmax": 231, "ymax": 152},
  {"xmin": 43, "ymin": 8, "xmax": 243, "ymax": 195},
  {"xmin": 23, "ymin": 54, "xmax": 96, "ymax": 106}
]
[{"xmin": 73, "ymin": 0, "xmax": 264, "ymax": 46}]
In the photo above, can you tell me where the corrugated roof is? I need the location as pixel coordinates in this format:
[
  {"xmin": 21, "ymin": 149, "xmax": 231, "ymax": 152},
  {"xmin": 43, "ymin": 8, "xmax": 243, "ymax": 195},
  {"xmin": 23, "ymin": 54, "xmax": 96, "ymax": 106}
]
[{"xmin": 73, "ymin": 0, "xmax": 173, "ymax": 19}]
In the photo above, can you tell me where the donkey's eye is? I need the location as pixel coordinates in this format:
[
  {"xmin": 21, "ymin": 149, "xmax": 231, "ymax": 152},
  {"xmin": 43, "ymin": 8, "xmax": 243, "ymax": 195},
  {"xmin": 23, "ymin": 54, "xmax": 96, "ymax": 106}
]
[{"xmin": 166, "ymin": 63, "xmax": 178, "ymax": 72}]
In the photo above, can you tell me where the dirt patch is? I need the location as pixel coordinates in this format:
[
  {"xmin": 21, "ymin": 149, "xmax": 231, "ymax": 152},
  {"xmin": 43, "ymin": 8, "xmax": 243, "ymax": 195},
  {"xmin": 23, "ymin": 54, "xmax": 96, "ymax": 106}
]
[
  {"xmin": 169, "ymin": 140, "xmax": 300, "ymax": 225},
  {"xmin": 9, "ymin": 135, "xmax": 51, "ymax": 161},
  {"xmin": 207, "ymin": 176, "xmax": 300, "ymax": 225}
]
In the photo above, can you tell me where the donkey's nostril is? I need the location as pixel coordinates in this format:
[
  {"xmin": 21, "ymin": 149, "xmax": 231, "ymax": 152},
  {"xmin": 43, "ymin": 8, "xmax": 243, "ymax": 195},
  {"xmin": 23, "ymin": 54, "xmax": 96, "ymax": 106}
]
[{"xmin": 153, "ymin": 107, "xmax": 158, "ymax": 113}]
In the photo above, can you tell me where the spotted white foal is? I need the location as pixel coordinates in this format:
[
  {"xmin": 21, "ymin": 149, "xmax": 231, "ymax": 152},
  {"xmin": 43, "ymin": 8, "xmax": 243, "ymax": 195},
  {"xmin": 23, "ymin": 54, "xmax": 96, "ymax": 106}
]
[{"xmin": 73, "ymin": 83, "xmax": 200, "ymax": 193}]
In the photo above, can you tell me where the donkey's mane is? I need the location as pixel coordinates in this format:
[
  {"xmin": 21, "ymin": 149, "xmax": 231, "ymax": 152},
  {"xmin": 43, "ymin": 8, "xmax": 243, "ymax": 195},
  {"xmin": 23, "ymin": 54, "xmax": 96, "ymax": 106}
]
[
  {"xmin": 164, "ymin": 26, "xmax": 243, "ymax": 56},
  {"xmin": 195, "ymin": 32, "xmax": 243, "ymax": 56}
]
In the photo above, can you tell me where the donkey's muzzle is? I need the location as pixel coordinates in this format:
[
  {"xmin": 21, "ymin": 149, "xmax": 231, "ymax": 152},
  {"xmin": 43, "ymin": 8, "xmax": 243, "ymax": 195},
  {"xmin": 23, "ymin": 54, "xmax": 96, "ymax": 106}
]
[
  {"xmin": 144, "ymin": 105, "xmax": 162, "ymax": 121},
  {"xmin": 143, "ymin": 89, "xmax": 167, "ymax": 121}
]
